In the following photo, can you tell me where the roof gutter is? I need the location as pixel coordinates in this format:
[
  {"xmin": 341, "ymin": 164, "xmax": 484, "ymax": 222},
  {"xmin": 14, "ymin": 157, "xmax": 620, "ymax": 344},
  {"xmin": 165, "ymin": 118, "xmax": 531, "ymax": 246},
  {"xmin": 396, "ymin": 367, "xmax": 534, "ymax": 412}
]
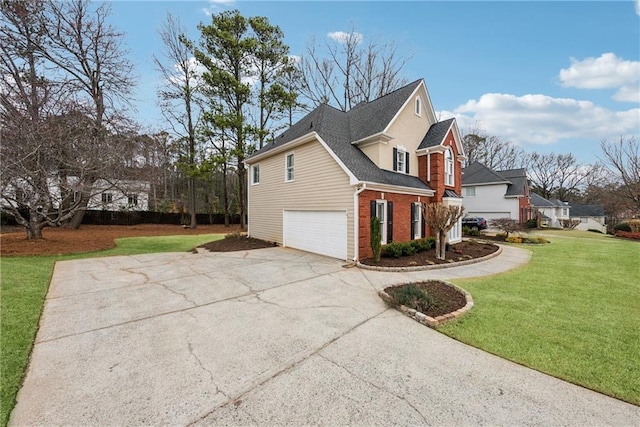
[
  {"xmin": 353, "ymin": 182, "xmax": 368, "ymax": 262},
  {"xmin": 246, "ymin": 132, "xmax": 319, "ymax": 163}
]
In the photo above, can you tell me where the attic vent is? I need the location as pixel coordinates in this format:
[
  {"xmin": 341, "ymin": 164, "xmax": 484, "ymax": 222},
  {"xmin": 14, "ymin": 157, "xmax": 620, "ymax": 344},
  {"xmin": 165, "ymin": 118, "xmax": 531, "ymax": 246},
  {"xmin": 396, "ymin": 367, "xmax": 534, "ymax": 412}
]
[{"xmin": 309, "ymin": 121, "xmax": 313, "ymax": 129}]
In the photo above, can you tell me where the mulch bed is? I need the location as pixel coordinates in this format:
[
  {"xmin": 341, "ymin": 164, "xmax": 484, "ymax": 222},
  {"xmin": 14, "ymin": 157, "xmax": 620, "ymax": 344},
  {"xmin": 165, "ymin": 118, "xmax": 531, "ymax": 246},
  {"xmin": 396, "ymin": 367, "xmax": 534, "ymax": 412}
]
[
  {"xmin": 0, "ymin": 224, "xmax": 243, "ymax": 256},
  {"xmin": 199, "ymin": 235, "xmax": 277, "ymax": 252},
  {"xmin": 360, "ymin": 240, "xmax": 499, "ymax": 268},
  {"xmin": 384, "ymin": 281, "xmax": 467, "ymax": 318}
]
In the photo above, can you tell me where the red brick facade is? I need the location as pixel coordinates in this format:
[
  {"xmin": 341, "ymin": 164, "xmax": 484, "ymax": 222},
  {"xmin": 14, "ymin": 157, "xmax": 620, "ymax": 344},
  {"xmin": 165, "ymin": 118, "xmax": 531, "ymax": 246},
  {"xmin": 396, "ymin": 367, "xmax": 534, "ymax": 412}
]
[
  {"xmin": 419, "ymin": 129, "xmax": 463, "ymax": 202},
  {"xmin": 358, "ymin": 190, "xmax": 432, "ymax": 259},
  {"xmin": 358, "ymin": 129, "xmax": 464, "ymax": 260}
]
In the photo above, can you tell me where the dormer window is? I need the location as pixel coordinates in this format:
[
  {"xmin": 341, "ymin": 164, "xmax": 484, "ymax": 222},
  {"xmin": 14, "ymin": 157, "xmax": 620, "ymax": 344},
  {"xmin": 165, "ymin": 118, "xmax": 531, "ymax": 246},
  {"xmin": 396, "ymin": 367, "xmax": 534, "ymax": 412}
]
[
  {"xmin": 393, "ymin": 147, "xmax": 409, "ymax": 174},
  {"xmin": 444, "ymin": 148, "xmax": 454, "ymax": 186},
  {"xmin": 415, "ymin": 97, "xmax": 421, "ymax": 116}
]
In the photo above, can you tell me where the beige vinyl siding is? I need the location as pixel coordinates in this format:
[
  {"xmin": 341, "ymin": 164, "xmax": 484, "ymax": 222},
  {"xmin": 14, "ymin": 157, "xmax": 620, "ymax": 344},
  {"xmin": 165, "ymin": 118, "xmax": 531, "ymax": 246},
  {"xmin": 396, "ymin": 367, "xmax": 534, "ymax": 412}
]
[
  {"xmin": 248, "ymin": 139, "xmax": 355, "ymax": 260},
  {"xmin": 380, "ymin": 87, "xmax": 433, "ymax": 175}
]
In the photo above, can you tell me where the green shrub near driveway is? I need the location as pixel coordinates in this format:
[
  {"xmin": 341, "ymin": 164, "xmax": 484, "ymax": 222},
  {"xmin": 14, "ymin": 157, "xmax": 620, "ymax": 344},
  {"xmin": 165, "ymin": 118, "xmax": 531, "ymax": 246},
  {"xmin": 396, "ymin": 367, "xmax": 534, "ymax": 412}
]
[
  {"xmin": 0, "ymin": 233, "xmax": 222, "ymax": 427},
  {"xmin": 439, "ymin": 232, "xmax": 640, "ymax": 405}
]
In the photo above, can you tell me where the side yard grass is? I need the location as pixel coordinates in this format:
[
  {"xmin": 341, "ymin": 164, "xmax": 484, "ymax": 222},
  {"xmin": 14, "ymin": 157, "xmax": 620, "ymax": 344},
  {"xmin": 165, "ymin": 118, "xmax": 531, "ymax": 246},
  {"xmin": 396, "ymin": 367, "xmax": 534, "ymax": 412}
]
[
  {"xmin": 0, "ymin": 233, "xmax": 222, "ymax": 427},
  {"xmin": 440, "ymin": 231, "xmax": 640, "ymax": 405}
]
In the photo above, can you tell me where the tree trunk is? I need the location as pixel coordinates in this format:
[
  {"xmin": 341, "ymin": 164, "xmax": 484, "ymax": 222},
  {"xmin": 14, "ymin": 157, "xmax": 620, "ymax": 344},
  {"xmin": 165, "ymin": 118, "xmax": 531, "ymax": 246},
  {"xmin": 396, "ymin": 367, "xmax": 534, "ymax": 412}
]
[
  {"xmin": 26, "ymin": 217, "xmax": 45, "ymax": 240},
  {"xmin": 238, "ymin": 159, "xmax": 246, "ymax": 230},
  {"xmin": 222, "ymin": 162, "xmax": 230, "ymax": 227},
  {"xmin": 66, "ymin": 192, "xmax": 89, "ymax": 229},
  {"xmin": 188, "ymin": 176, "xmax": 197, "ymax": 229},
  {"xmin": 436, "ymin": 230, "xmax": 447, "ymax": 260}
]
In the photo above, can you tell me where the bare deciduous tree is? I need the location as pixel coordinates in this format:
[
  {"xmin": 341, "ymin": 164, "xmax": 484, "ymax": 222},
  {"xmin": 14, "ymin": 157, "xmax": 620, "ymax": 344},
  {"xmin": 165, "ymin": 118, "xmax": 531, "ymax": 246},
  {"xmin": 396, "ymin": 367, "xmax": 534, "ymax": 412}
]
[
  {"xmin": 600, "ymin": 136, "xmax": 640, "ymax": 212},
  {"xmin": 153, "ymin": 12, "xmax": 200, "ymax": 228},
  {"xmin": 1, "ymin": 0, "xmax": 134, "ymax": 238},
  {"xmin": 461, "ymin": 123, "xmax": 526, "ymax": 171},
  {"xmin": 526, "ymin": 152, "xmax": 596, "ymax": 201},
  {"xmin": 298, "ymin": 23, "xmax": 411, "ymax": 111},
  {"xmin": 423, "ymin": 203, "xmax": 464, "ymax": 260}
]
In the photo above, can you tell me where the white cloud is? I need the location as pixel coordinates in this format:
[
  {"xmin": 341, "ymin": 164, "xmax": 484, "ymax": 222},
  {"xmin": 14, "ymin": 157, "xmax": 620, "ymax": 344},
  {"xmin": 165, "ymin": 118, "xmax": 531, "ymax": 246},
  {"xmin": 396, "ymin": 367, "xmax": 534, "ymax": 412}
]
[
  {"xmin": 558, "ymin": 53, "xmax": 640, "ymax": 100},
  {"xmin": 449, "ymin": 93, "xmax": 639, "ymax": 145},
  {"xmin": 613, "ymin": 82, "xmax": 640, "ymax": 103},
  {"xmin": 327, "ymin": 31, "xmax": 363, "ymax": 44},
  {"xmin": 636, "ymin": 0, "xmax": 640, "ymax": 15},
  {"xmin": 202, "ymin": 0, "xmax": 235, "ymax": 16}
]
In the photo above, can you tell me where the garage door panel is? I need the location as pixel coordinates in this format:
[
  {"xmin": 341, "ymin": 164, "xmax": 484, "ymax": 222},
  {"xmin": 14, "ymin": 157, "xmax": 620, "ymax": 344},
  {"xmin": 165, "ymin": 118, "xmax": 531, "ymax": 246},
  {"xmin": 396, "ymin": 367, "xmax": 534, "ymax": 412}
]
[{"xmin": 283, "ymin": 210, "xmax": 347, "ymax": 260}]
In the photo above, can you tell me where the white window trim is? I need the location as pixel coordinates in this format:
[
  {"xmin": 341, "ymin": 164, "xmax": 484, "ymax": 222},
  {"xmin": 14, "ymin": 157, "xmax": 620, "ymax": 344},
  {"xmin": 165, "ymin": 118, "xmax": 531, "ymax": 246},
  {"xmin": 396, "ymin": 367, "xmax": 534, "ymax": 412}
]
[
  {"xmin": 444, "ymin": 149, "xmax": 454, "ymax": 186},
  {"xmin": 285, "ymin": 152, "xmax": 294, "ymax": 182},
  {"xmin": 413, "ymin": 202, "xmax": 422, "ymax": 239},
  {"xmin": 396, "ymin": 146, "xmax": 408, "ymax": 174},
  {"xmin": 415, "ymin": 96, "xmax": 421, "ymax": 117},
  {"xmin": 375, "ymin": 199, "xmax": 388, "ymax": 245},
  {"xmin": 251, "ymin": 164, "xmax": 260, "ymax": 185}
]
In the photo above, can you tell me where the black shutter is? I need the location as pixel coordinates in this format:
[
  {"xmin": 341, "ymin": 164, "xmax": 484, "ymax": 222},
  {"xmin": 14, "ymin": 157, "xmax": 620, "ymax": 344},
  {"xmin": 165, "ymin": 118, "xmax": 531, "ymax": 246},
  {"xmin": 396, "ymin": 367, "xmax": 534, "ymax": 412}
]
[
  {"xmin": 405, "ymin": 152, "xmax": 410, "ymax": 174},
  {"xmin": 421, "ymin": 203, "xmax": 426, "ymax": 238},
  {"xmin": 393, "ymin": 147, "xmax": 398, "ymax": 171},
  {"xmin": 387, "ymin": 201, "xmax": 393, "ymax": 243},
  {"xmin": 410, "ymin": 204, "xmax": 415, "ymax": 240},
  {"xmin": 370, "ymin": 200, "xmax": 376, "ymax": 218}
]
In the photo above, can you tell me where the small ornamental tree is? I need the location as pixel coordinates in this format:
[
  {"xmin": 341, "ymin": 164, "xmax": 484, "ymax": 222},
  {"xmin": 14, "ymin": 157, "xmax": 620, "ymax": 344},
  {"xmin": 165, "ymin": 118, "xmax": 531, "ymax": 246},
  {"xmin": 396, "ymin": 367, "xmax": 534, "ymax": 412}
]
[
  {"xmin": 370, "ymin": 216, "xmax": 382, "ymax": 263},
  {"xmin": 489, "ymin": 218, "xmax": 523, "ymax": 238},
  {"xmin": 424, "ymin": 203, "xmax": 465, "ymax": 260},
  {"xmin": 560, "ymin": 219, "xmax": 581, "ymax": 229}
]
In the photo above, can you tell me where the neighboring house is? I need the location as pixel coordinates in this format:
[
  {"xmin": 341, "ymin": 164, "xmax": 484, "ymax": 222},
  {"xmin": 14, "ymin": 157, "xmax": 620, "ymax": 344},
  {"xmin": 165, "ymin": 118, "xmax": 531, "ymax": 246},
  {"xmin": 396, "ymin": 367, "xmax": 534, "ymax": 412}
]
[
  {"xmin": 246, "ymin": 78, "xmax": 465, "ymax": 261},
  {"xmin": 87, "ymin": 179, "xmax": 150, "ymax": 211},
  {"xmin": 461, "ymin": 161, "xmax": 532, "ymax": 223},
  {"xmin": 530, "ymin": 193, "xmax": 570, "ymax": 228},
  {"xmin": 3, "ymin": 178, "xmax": 149, "ymax": 212},
  {"xmin": 570, "ymin": 203, "xmax": 607, "ymax": 233}
]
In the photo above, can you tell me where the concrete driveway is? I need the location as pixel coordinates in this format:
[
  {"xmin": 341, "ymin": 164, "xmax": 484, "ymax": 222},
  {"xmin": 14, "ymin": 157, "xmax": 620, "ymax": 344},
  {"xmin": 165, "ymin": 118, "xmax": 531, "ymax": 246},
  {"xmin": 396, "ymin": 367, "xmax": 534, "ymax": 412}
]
[{"xmin": 11, "ymin": 246, "xmax": 639, "ymax": 426}]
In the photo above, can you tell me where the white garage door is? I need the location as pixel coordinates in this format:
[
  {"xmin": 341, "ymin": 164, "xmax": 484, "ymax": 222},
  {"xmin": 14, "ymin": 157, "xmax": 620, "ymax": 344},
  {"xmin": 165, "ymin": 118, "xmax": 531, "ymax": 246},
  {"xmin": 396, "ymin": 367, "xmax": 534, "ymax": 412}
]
[{"xmin": 283, "ymin": 210, "xmax": 347, "ymax": 260}]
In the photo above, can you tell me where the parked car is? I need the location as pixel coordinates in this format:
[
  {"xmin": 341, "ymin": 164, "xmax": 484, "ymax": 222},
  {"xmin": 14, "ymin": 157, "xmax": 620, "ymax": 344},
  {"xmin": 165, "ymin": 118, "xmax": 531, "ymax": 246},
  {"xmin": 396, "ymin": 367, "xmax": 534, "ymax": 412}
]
[{"xmin": 462, "ymin": 216, "xmax": 487, "ymax": 230}]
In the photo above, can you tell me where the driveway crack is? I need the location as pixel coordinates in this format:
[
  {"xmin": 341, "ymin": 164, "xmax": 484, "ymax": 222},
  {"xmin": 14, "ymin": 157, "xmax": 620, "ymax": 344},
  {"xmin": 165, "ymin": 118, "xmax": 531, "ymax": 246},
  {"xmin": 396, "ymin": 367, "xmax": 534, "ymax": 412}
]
[
  {"xmin": 154, "ymin": 282, "xmax": 198, "ymax": 306},
  {"xmin": 317, "ymin": 353, "xmax": 428, "ymax": 424}
]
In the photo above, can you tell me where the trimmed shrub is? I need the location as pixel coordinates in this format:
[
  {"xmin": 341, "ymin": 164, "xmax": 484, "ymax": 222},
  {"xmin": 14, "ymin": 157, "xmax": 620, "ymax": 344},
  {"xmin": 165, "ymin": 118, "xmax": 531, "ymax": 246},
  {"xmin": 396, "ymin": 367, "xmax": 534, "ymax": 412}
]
[
  {"xmin": 505, "ymin": 236, "xmax": 523, "ymax": 243},
  {"xmin": 389, "ymin": 283, "xmax": 434, "ymax": 312},
  {"xmin": 614, "ymin": 222, "xmax": 632, "ymax": 232},
  {"xmin": 382, "ymin": 238, "xmax": 435, "ymax": 258},
  {"xmin": 525, "ymin": 219, "xmax": 538, "ymax": 229},
  {"xmin": 371, "ymin": 216, "xmax": 382, "ymax": 263},
  {"xmin": 382, "ymin": 242, "xmax": 405, "ymax": 258}
]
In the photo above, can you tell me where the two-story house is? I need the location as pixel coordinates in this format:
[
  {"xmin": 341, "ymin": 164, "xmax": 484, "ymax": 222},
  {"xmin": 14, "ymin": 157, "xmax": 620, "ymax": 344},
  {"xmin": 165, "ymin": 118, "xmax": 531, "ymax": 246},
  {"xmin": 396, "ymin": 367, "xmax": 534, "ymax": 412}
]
[
  {"xmin": 461, "ymin": 161, "xmax": 532, "ymax": 223},
  {"xmin": 530, "ymin": 193, "xmax": 570, "ymax": 228},
  {"xmin": 245, "ymin": 79, "xmax": 465, "ymax": 262}
]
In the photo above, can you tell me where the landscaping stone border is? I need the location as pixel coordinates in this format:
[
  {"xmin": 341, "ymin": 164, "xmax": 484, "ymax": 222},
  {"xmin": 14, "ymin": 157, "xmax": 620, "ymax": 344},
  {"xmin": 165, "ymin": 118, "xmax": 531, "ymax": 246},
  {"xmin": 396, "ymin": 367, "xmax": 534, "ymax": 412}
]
[
  {"xmin": 356, "ymin": 243, "xmax": 503, "ymax": 272},
  {"xmin": 378, "ymin": 281, "xmax": 474, "ymax": 328}
]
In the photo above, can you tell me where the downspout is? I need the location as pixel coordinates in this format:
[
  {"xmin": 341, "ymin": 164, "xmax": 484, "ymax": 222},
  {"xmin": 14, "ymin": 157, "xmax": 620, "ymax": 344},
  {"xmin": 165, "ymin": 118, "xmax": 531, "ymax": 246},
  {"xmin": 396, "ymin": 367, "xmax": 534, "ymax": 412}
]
[{"xmin": 353, "ymin": 183, "xmax": 367, "ymax": 262}]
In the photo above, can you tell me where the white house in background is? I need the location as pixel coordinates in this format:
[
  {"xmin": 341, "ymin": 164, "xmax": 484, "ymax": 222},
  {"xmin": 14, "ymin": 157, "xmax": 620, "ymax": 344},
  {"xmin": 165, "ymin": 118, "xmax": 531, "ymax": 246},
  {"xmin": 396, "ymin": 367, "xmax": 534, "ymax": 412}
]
[
  {"xmin": 530, "ymin": 193, "xmax": 570, "ymax": 228},
  {"xmin": 3, "ymin": 178, "xmax": 150, "ymax": 212},
  {"xmin": 461, "ymin": 161, "xmax": 532, "ymax": 223},
  {"xmin": 87, "ymin": 179, "xmax": 150, "ymax": 211},
  {"xmin": 570, "ymin": 203, "xmax": 607, "ymax": 233}
]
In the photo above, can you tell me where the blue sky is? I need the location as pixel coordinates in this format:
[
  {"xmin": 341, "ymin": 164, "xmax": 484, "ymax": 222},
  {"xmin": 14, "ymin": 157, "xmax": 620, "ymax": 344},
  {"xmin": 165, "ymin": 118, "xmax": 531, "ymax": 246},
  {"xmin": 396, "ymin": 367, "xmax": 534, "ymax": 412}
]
[{"xmin": 107, "ymin": 1, "xmax": 640, "ymax": 164}]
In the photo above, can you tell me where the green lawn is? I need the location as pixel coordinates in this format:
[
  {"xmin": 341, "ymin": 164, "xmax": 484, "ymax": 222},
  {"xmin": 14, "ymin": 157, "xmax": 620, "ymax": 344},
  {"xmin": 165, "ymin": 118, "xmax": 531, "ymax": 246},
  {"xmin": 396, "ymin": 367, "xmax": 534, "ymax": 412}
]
[
  {"xmin": 0, "ymin": 233, "xmax": 222, "ymax": 427},
  {"xmin": 440, "ymin": 230, "xmax": 640, "ymax": 405}
]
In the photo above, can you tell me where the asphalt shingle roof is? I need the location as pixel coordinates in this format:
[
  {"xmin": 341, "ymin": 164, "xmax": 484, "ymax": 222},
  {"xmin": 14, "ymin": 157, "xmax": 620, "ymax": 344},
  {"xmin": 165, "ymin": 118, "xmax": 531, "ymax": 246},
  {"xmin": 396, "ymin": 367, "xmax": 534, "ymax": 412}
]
[
  {"xmin": 570, "ymin": 203, "xmax": 605, "ymax": 217},
  {"xmin": 495, "ymin": 168, "xmax": 528, "ymax": 197},
  {"xmin": 462, "ymin": 161, "xmax": 530, "ymax": 197},
  {"xmin": 461, "ymin": 162, "xmax": 510, "ymax": 186},
  {"xmin": 530, "ymin": 193, "xmax": 563, "ymax": 207},
  {"xmin": 418, "ymin": 118, "xmax": 454, "ymax": 150},
  {"xmin": 249, "ymin": 79, "xmax": 432, "ymax": 191}
]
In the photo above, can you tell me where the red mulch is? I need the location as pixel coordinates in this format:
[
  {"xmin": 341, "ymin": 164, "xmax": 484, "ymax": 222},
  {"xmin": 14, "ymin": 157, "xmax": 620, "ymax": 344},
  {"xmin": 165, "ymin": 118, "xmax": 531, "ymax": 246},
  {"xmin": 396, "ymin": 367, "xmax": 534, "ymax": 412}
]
[
  {"xmin": 360, "ymin": 240, "xmax": 499, "ymax": 267},
  {"xmin": 0, "ymin": 224, "xmax": 242, "ymax": 256},
  {"xmin": 198, "ymin": 235, "xmax": 277, "ymax": 252}
]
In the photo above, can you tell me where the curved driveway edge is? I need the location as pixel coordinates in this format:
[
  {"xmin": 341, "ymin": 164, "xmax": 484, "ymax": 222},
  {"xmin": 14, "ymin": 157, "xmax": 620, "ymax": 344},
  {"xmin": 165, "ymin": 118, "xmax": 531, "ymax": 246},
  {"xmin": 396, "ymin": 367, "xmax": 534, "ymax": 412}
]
[{"xmin": 11, "ymin": 246, "xmax": 639, "ymax": 426}]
